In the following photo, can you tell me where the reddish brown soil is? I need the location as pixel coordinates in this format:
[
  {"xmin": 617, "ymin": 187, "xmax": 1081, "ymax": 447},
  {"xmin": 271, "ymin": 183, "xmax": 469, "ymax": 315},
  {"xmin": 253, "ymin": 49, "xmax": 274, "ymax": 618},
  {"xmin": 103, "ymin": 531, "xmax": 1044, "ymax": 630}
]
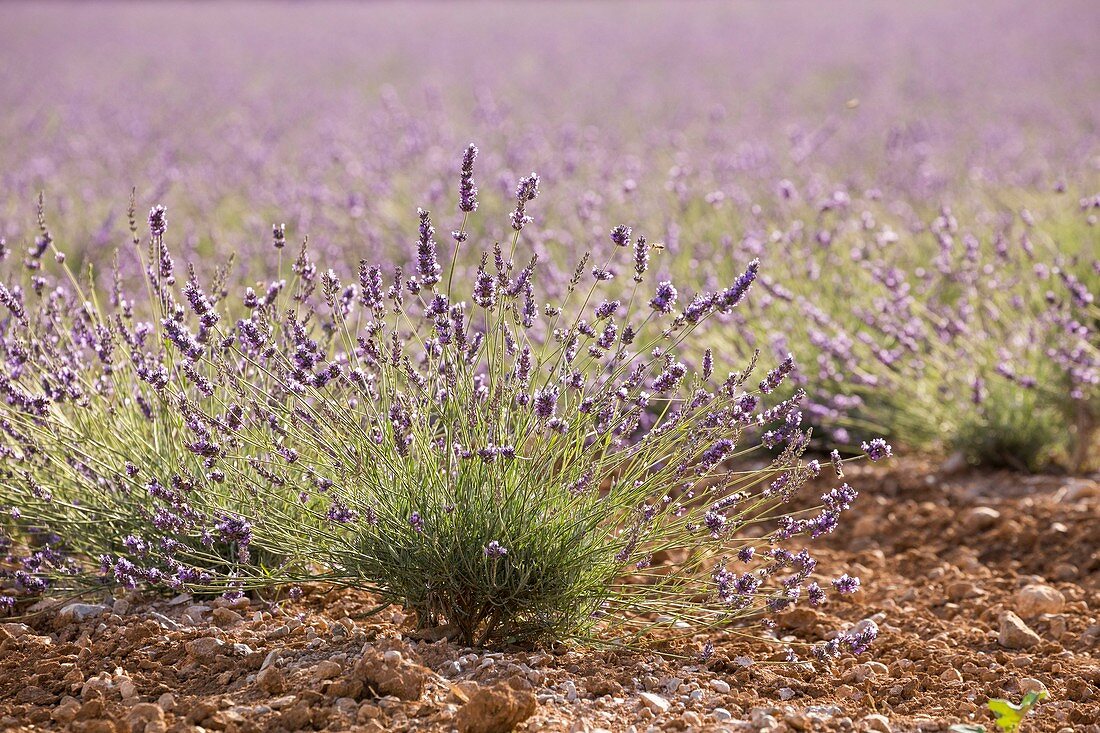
[{"xmin": 0, "ymin": 460, "xmax": 1097, "ymax": 732}]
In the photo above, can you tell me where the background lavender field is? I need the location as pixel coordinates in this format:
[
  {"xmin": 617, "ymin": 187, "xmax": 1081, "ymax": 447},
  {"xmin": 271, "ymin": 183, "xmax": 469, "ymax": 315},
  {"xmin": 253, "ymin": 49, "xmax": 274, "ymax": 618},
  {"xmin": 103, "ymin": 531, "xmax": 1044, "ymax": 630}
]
[{"xmin": 3, "ymin": 1, "xmax": 1096, "ymax": 257}]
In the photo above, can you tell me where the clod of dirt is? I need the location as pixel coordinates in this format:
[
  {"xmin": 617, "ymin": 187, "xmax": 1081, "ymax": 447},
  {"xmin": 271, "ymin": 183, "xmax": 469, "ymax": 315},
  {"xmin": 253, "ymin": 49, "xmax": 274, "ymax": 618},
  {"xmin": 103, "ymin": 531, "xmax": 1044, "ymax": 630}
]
[
  {"xmin": 352, "ymin": 647, "xmax": 430, "ymax": 700},
  {"xmin": 1015, "ymin": 584, "xmax": 1067, "ymax": 618},
  {"xmin": 999, "ymin": 610, "xmax": 1043, "ymax": 649},
  {"xmin": 453, "ymin": 680, "xmax": 537, "ymax": 733}
]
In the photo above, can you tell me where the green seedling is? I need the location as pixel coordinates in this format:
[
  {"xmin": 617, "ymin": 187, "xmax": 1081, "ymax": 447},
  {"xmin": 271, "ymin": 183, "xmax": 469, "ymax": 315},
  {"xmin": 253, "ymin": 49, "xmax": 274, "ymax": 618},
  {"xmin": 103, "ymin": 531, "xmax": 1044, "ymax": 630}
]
[{"xmin": 949, "ymin": 689, "xmax": 1049, "ymax": 733}]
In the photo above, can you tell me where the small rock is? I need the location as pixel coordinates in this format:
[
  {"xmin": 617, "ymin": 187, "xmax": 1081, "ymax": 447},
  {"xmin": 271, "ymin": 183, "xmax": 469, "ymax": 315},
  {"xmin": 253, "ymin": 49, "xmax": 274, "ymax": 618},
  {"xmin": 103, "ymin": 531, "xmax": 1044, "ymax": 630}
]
[
  {"xmin": 454, "ymin": 681, "xmax": 538, "ymax": 733},
  {"xmin": 1019, "ymin": 678, "xmax": 1048, "ymax": 696},
  {"xmin": 81, "ymin": 674, "xmax": 114, "ymax": 700},
  {"xmin": 256, "ymin": 665, "xmax": 285, "ymax": 694},
  {"xmin": 58, "ymin": 603, "xmax": 110, "ymax": 622},
  {"xmin": 779, "ymin": 687, "xmax": 796, "ymax": 701},
  {"xmin": 185, "ymin": 636, "xmax": 225, "ymax": 662},
  {"xmin": 1015, "ymin": 585, "xmax": 1065, "ymax": 618},
  {"xmin": 1052, "ymin": 563, "xmax": 1078, "ymax": 581},
  {"xmin": 51, "ymin": 698, "xmax": 80, "ymax": 724},
  {"xmin": 128, "ymin": 703, "xmax": 165, "ymax": 727},
  {"xmin": 157, "ymin": 693, "xmax": 175, "ymax": 711},
  {"xmin": 117, "ymin": 677, "xmax": 138, "ymax": 699},
  {"xmin": 712, "ymin": 707, "xmax": 733, "ymax": 722},
  {"xmin": 999, "ymin": 612, "xmax": 1042, "ymax": 649},
  {"xmin": 212, "ymin": 607, "xmax": 242, "ymax": 628},
  {"xmin": 709, "ymin": 679, "xmax": 731, "ymax": 694},
  {"xmin": 150, "ymin": 612, "xmax": 181, "ymax": 630},
  {"xmin": 638, "ymin": 692, "xmax": 671, "ymax": 714},
  {"xmin": 665, "ymin": 677, "xmax": 683, "ymax": 694},
  {"xmin": 353, "ymin": 647, "xmax": 429, "ymax": 700},
  {"xmin": 681, "ymin": 711, "xmax": 703, "ymax": 726},
  {"xmin": 941, "ymin": 668, "xmax": 963, "ymax": 684},
  {"xmin": 963, "ymin": 506, "xmax": 1000, "ymax": 532},
  {"xmin": 563, "ymin": 679, "xmax": 578, "ymax": 702},
  {"xmin": 313, "ymin": 660, "xmax": 342, "ymax": 680},
  {"xmin": 863, "ymin": 713, "xmax": 892, "ymax": 732},
  {"xmin": 946, "ymin": 581, "xmax": 982, "ymax": 601}
]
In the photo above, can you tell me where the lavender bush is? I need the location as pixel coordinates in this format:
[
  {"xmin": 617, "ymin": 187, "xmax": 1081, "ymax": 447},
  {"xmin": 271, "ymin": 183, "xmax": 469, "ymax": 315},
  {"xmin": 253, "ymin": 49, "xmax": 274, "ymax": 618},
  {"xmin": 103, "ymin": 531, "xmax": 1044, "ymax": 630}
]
[{"xmin": 1, "ymin": 149, "xmax": 888, "ymax": 659}]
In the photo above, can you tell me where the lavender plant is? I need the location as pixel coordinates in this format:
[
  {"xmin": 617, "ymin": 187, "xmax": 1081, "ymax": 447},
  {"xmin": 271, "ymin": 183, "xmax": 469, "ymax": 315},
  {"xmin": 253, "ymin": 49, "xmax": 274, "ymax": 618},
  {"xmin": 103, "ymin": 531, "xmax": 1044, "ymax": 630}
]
[
  {"xmin": 2, "ymin": 149, "xmax": 888, "ymax": 658},
  {"xmin": 0, "ymin": 195, "xmax": 291, "ymax": 605}
]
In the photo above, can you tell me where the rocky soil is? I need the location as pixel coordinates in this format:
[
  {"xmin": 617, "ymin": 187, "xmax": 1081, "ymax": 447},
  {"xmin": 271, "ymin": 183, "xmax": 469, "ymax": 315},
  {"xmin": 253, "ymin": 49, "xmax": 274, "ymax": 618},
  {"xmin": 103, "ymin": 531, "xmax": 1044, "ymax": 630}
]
[{"xmin": 0, "ymin": 459, "xmax": 1097, "ymax": 732}]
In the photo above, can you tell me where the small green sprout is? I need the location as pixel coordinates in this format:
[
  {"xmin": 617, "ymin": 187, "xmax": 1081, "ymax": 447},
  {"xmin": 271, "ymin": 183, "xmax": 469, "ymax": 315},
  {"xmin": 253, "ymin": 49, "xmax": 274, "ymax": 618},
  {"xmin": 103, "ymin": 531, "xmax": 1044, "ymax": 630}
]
[{"xmin": 949, "ymin": 689, "xmax": 1049, "ymax": 733}]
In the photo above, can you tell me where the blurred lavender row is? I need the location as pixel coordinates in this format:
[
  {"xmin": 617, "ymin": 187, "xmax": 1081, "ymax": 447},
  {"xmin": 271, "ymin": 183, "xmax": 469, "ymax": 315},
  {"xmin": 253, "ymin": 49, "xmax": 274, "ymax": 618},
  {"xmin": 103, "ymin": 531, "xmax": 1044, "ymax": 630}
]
[{"xmin": 1, "ymin": 1, "xmax": 1096, "ymax": 268}]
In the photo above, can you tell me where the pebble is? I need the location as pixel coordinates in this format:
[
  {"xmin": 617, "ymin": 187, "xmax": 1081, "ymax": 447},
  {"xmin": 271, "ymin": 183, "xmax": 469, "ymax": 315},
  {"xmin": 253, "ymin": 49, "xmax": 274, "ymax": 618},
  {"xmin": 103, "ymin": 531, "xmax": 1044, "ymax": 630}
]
[
  {"xmin": 564, "ymin": 680, "xmax": 578, "ymax": 702},
  {"xmin": 709, "ymin": 679, "xmax": 731, "ymax": 694},
  {"xmin": 778, "ymin": 687, "xmax": 796, "ymax": 701},
  {"xmin": 863, "ymin": 714, "xmax": 892, "ymax": 732},
  {"xmin": 712, "ymin": 707, "xmax": 732, "ymax": 722},
  {"xmin": 999, "ymin": 612, "xmax": 1042, "ymax": 649},
  {"xmin": 212, "ymin": 607, "xmax": 242, "ymax": 628},
  {"xmin": 962, "ymin": 506, "xmax": 1000, "ymax": 531},
  {"xmin": 313, "ymin": 660, "xmax": 342, "ymax": 680},
  {"xmin": 946, "ymin": 581, "xmax": 982, "ymax": 601},
  {"xmin": 638, "ymin": 692, "xmax": 670, "ymax": 714},
  {"xmin": 1019, "ymin": 677, "xmax": 1048, "ymax": 696},
  {"xmin": 680, "ymin": 710, "xmax": 703, "ymax": 726},
  {"xmin": 58, "ymin": 603, "xmax": 110, "ymax": 622},
  {"xmin": 150, "ymin": 612, "xmax": 181, "ymax": 630},
  {"xmin": 665, "ymin": 677, "xmax": 683, "ymax": 693},
  {"xmin": 186, "ymin": 636, "xmax": 226, "ymax": 661},
  {"xmin": 1015, "ymin": 584, "xmax": 1065, "ymax": 618}
]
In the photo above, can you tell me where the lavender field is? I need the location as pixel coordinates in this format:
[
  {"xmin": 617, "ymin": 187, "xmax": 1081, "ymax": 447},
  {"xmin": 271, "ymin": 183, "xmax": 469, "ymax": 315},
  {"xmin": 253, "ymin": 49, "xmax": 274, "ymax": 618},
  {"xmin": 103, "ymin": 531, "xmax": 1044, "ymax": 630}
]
[{"xmin": 0, "ymin": 3, "xmax": 1098, "ymax": 732}]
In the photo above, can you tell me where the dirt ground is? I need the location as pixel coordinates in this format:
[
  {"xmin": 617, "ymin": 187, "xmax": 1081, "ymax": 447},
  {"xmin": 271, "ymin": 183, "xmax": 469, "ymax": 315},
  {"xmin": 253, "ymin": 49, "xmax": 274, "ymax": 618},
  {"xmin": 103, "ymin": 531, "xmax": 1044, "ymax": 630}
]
[{"xmin": 0, "ymin": 459, "xmax": 1097, "ymax": 732}]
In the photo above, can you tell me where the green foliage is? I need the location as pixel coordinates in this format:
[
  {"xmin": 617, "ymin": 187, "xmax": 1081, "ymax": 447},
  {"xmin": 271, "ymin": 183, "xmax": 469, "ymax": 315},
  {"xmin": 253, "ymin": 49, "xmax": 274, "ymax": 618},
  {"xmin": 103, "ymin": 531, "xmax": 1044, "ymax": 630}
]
[{"xmin": 950, "ymin": 689, "xmax": 1050, "ymax": 733}]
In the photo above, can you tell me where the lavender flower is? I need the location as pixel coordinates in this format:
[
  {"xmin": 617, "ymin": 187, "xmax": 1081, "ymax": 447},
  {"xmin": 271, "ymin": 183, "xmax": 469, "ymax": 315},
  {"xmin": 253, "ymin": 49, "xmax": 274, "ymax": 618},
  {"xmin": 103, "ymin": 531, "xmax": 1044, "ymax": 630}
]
[
  {"xmin": 861, "ymin": 438, "xmax": 893, "ymax": 461},
  {"xmin": 650, "ymin": 283, "xmax": 678, "ymax": 314},
  {"xmin": 459, "ymin": 143, "xmax": 479, "ymax": 213},
  {"xmin": 832, "ymin": 573, "xmax": 861, "ymax": 594},
  {"xmin": 510, "ymin": 173, "xmax": 540, "ymax": 231},
  {"xmin": 759, "ymin": 354, "xmax": 795, "ymax": 394},
  {"xmin": 148, "ymin": 205, "xmax": 167, "ymax": 237},
  {"xmin": 610, "ymin": 225, "xmax": 631, "ymax": 247},
  {"xmin": 484, "ymin": 541, "xmax": 508, "ymax": 557},
  {"xmin": 415, "ymin": 208, "xmax": 441, "ymax": 286}
]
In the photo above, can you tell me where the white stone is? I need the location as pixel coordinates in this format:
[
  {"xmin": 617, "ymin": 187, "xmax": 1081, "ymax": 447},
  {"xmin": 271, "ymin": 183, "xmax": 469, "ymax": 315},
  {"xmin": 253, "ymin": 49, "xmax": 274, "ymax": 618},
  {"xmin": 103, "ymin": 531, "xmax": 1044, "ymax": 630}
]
[{"xmin": 639, "ymin": 692, "xmax": 671, "ymax": 714}]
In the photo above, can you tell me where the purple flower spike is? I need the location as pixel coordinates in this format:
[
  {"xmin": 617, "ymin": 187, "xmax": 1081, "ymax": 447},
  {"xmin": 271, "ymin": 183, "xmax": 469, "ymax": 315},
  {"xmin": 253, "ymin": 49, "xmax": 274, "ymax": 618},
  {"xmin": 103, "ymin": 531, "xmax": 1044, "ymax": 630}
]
[
  {"xmin": 861, "ymin": 438, "xmax": 893, "ymax": 461},
  {"xmin": 459, "ymin": 144, "xmax": 479, "ymax": 213},
  {"xmin": 832, "ymin": 573, "xmax": 860, "ymax": 595},
  {"xmin": 484, "ymin": 540, "xmax": 508, "ymax": 557}
]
